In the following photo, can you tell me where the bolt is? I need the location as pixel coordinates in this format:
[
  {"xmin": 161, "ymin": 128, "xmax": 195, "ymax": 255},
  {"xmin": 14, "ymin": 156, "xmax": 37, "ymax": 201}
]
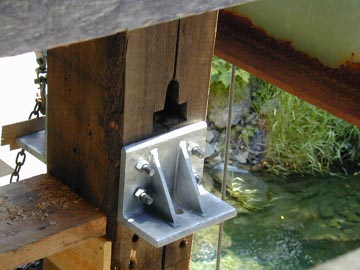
[
  {"xmin": 134, "ymin": 188, "xmax": 154, "ymax": 205},
  {"xmin": 187, "ymin": 143, "xmax": 205, "ymax": 159},
  {"xmin": 193, "ymin": 170, "xmax": 203, "ymax": 185},
  {"xmin": 135, "ymin": 160, "xmax": 155, "ymax": 176}
]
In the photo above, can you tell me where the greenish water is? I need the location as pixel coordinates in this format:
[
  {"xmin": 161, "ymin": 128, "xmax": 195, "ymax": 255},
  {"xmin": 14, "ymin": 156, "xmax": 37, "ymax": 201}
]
[{"xmin": 191, "ymin": 173, "xmax": 360, "ymax": 270}]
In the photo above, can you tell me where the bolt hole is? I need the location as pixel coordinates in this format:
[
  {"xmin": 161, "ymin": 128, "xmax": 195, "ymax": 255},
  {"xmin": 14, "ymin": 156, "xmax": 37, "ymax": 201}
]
[
  {"xmin": 179, "ymin": 240, "xmax": 187, "ymax": 248},
  {"xmin": 132, "ymin": 234, "xmax": 139, "ymax": 243},
  {"xmin": 175, "ymin": 208, "xmax": 184, "ymax": 215},
  {"xmin": 128, "ymin": 260, "xmax": 136, "ymax": 269}
]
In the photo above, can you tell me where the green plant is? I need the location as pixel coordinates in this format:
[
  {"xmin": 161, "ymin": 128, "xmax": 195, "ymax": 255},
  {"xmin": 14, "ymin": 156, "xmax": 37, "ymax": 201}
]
[
  {"xmin": 209, "ymin": 56, "xmax": 250, "ymax": 105},
  {"xmin": 209, "ymin": 56, "xmax": 360, "ymax": 176},
  {"xmin": 261, "ymin": 87, "xmax": 360, "ymax": 176}
]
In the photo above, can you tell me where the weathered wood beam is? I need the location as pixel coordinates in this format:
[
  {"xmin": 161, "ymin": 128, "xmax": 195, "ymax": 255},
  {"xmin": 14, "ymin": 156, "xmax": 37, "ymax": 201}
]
[
  {"xmin": 0, "ymin": 174, "xmax": 106, "ymax": 270},
  {"xmin": 44, "ymin": 237, "xmax": 112, "ymax": 270},
  {"xmin": 1, "ymin": 117, "xmax": 45, "ymax": 150},
  {"xmin": 47, "ymin": 11, "xmax": 217, "ymax": 269},
  {"xmin": 215, "ymin": 10, "xmax": 360, "ymax": 127},
  {"xmin": 0, "ymin": 0, "xmax": 256, "ymax": 58}
]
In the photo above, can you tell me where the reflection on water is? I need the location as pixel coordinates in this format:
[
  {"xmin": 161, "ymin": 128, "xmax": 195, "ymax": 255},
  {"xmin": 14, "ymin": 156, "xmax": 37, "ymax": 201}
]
[{"xmin": 191, "ymin": 172, "xmax": 360, "ymax": 270}]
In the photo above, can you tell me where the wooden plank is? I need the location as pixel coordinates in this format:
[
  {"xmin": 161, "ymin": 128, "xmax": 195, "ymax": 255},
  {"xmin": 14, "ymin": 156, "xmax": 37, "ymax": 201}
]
[
  {"xmin": 0, "ymin": 0, "xmax": 255, "ymax": 58},
  {"xmin": 163, "ymin": 236, "xmax": 193, "ymax": 270},
  {"xmin": 45, "ymin": 237, "xmax": 111, "ymax": 270},
  {"xmin": 1, "ymin": 116, "xmax": 45, "ymax": 150},
  {"xmin": 176, "ymin": 12, "xmax": 218, "ymax": 124},
  {"xmin": 0, "ymin": 159, "xmax": 12, "ymax": 177},
  {"xmin": 122, "ymin": 20, "xmax": 178, "ymax": 143},
  {"xmin": 215, "ymin": 10, "xmax": 360, "ymax": 127},
  {"xmin": 116, "ymin": 226, "xmax": 163, "ymax": 270},
  {"xmin": 43, "ymin": 259, "xmax": 60, "ymax": 270},
  {"xmin": 47, "ymin": 12, "xmax": 217, "ymax": 270},
  {"xmin": 0, "ymin": 174, "xmax": 106, "ymax": 270}
]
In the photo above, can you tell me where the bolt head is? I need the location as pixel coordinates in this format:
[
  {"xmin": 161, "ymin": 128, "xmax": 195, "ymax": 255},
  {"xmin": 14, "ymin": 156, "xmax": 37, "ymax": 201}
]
[
  {"xmin": 135, "ymin": 160, "xmax": 155, "ymax": 176},
  {"xmin": 187, "ymin": 143, "xmax": 205, "ymax": 159},
  {"xmin": 135, "ymin": 160, "xmax": 148, "ymax": 170}
]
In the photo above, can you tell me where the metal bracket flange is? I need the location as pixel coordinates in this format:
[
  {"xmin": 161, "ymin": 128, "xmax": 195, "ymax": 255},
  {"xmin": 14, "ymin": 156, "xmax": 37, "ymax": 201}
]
[{"xmin": 118, "ymin": 121, "xmax": 236, "ymax": 247}]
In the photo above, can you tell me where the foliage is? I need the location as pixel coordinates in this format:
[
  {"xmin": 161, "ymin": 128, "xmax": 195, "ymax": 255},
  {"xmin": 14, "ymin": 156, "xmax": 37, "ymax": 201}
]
[
  {"xmin": 209, "ymin": 56, "xmax": 360, "ymax": 176},
  {"xmin": 209, "ymin": 56, "xmax": 250, "ymax": 105},
  {"xmin": 254, "ymin": 82, "xmax": 360, "ymax": 176}
]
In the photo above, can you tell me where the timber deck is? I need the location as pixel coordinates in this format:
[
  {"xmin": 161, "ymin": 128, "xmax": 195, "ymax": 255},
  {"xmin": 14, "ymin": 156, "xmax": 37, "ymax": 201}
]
[{"xmin": 0, "ymin": 174, "xmax": 106, "ymax": 270}]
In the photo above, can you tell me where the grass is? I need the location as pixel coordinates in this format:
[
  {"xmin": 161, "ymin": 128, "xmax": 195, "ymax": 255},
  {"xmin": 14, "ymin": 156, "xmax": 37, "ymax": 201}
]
[
  {"xmin": 209, "ymin": 57, "xmax": 360, "ymax": 177},
  {"xmin": 251, "ymin": 77, "xmax": 360, "ymax": 176}
]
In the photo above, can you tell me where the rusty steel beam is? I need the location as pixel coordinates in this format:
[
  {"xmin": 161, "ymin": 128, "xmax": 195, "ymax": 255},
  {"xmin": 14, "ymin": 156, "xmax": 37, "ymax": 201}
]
[{"xmin": 215, "ymin": 10, "xmax": 360, "ymax": 127}]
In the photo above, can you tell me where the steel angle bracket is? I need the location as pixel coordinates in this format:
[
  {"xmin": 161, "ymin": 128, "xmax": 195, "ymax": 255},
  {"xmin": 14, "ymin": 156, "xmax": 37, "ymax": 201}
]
[{"xmin": 118, "ymin": 121, "xmax": 236, "ymax": 247}]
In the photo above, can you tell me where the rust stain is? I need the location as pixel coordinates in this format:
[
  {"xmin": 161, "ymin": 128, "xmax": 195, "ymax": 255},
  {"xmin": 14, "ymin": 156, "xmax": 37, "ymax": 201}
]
[{"xmin": 219, "ymin": 10, "xmax": 360, "ymax": 88}]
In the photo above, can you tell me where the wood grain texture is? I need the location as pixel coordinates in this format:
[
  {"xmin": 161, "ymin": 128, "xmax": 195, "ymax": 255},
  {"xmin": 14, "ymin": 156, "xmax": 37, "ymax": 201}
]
[
  {"xmin": 0, "ymin": 0, "xmax": 255, "ymax": 57},
  {"xmin": 122, "ymin": 21, "xmax": 178, "ymax": 143},
  {"xmin": 43, "ymin": 259, "xmax": 60, "ymax": 270},
  {"xmin": 46, "ymin": 237, "xmax": 111, "ymax": 270},
  {"xmin": 163, "ymin": 236, "xmax": 193, "ymax": 270},
  {"xmin": 0, "ymin": 159, "xmax": 13, "ymax": 177},
  {"xmin": 0, "ymin": 174, "xmax": 106, "ymax": 270},
  {"xmin": 215, "ymin": 10, "xmax": 360, "ymax": 127},
  {"xmin": 176, "ymin": 12, "xmax": 218, "ymax": 124},
  {"xmin": 115, "ymin": 226, "xmax": 163, "ymax": 270},
  {"xmin": 1, "ymin": 116, "xmax": 45, "ymax": 149},
  {"xmin": 47, "ymin": 12, "xmax": 217, "ymax": 270}
]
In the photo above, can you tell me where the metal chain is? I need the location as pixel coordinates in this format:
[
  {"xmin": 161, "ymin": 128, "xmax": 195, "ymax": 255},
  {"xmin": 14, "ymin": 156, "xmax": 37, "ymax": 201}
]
[
  {"xmin": 9, "ymin": 51, "xmax": 47, "ymax": 184},
  {"xmin": 34, "ymin": 50, "xmax": 47, "ymax": 116},
  {"xmin": 28, "ymin": 98, "xmax": 42, "ymax": 119},
  {"xmin": 9, "ymin": 149, "xmax": 27, "ymax": 183}
]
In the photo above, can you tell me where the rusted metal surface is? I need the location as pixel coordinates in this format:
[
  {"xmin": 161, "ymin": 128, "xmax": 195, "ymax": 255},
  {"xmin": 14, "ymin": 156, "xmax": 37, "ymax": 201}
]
[
  {"xmin": 229, "ymin": 0, "xmax": 360, "ymax": 69},
  {"xmin": 215, "ymin": 10, "xmax": 360, "ymax": 127}
]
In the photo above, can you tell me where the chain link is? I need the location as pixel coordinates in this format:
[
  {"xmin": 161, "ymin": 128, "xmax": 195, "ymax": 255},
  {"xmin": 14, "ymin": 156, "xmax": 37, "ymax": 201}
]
[
  {"xmin": 34, "ymin": 51, "xmax": 47, "ymax": 116},
  {"xmin": 10, "ymin": 149, "xmax": 27, "ymax": 183},
  {"xmin": 28, "ymin": 98, "xmax": 42, "ymax": 119},
  {"xmin": 9, "ymin": 51, "xmax": 47, "ymax": 184}
]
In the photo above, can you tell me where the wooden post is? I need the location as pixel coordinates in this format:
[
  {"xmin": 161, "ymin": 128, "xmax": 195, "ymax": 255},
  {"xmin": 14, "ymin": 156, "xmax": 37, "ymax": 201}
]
[{"xmin": 47, "ymin": 12, "xmax": 217, "ymax": 269}]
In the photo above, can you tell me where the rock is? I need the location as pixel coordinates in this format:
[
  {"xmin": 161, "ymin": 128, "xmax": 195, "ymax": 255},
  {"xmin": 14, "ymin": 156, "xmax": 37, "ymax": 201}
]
[
  {"xmin": 213, "ymin": 155, "xmax": 223, "ymax": 163},
  {"xmin": 213, "ymin": 142, "xmax": 221, "ymax": 153},
  {"xmin": 248, "ymin": 129, "xmax": 266, "ymax": 165},
  {"xmin": 206, "ymin": 130, "xmax": 215, "ymax": 143},
  {"xmin": 205, "ymin": 142, "xmax": 215, "ymax": 158},
  {"xmin": 208, "ymin": 103, "xmax": 250, "ymax": 129},
  {"xmin": 210, "ymin": 163, "xmax": 250, "ymax": 187},
  {"xmin": 245, "ymin": 113, "xmax": 258, "ymax": 125},
  {"xmin": 235, "ymin": 152, "xmax": 248, "ymax": 164},
  {"xmin": 201, "ymin": 171, "xmax": 216, "ymax": 192}
]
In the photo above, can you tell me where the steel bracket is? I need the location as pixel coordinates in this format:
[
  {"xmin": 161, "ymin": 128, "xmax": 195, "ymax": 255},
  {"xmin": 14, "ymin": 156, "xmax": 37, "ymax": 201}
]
[{"xmin": 118, "ymin": 121, "xmax": 236, "ymax": 247}]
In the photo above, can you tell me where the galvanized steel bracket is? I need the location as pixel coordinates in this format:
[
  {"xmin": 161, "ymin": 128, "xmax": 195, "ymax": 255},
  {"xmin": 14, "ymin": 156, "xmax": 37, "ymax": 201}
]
[{"xmin": 118, "ymin": 121, "xmax": 236, "ymax": 247}]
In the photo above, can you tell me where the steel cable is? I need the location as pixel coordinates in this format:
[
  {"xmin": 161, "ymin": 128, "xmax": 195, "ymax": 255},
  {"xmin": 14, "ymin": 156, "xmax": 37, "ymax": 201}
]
[{"xmin": 215, "ymin": 64, "xmax": 236, "ymax": 270}]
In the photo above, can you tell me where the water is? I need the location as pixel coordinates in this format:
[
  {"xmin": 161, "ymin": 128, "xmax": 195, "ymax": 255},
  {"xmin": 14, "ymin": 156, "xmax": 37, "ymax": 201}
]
[{"xmin": 191, "ymin": 172, "xmax": 360, "ymax": 270}]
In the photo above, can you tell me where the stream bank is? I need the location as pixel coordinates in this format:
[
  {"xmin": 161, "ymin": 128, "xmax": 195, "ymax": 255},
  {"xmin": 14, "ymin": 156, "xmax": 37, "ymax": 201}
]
[{"xmin": 191, "ymin": 171, "xmax": 360, "ymax": 270}]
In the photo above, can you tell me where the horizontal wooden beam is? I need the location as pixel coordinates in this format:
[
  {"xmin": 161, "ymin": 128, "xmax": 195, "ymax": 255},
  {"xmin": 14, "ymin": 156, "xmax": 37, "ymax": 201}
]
[
  {"xmin": 0, "ymin": 0, "xmax": 255, "ymax": 57},
  {"xmin": 215, "ymin": 10, "xmax": 360, "ymax": 127},
  {"xmin": 45, "ymin": 237, "xmax": 111, "ymax": 270},
  {"xmin": 0, "ymin": 174, "xmax": 106, "ymax": 270},
  {"xmin": 1, "ymin": 117, "xmax": 45, "ymax": 150}
]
